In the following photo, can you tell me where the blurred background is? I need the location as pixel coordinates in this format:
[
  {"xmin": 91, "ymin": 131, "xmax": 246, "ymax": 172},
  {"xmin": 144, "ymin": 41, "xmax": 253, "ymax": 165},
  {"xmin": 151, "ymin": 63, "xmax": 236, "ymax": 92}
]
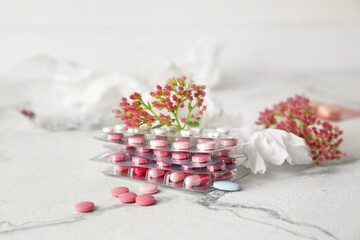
[{"xmin": 0, "ymin": 0, "xmax": 359, "ymax": 129}]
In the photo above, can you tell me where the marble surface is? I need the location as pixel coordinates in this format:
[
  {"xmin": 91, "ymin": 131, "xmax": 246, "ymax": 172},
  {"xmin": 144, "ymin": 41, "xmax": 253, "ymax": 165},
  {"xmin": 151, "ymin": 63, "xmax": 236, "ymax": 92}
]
[{"xmin": 0, "ymin": 78, "xmax": 360, "ymax": 240}]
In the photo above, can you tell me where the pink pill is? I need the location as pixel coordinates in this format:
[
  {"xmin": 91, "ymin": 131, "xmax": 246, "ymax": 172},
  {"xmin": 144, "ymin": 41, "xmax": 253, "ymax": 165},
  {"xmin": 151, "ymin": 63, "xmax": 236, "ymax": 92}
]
[
  {"xmin": 154, "ymin": 149, "xmax": 171, "ymax": 157},
  {"xmin": 150, "ymin": 139, "xmax": 168, "ymax": 148},
  {"xmin": 215, "ymin": 149, "xmax": 232, "ymax": 157},
  {"xmin": 75, "ymin": 201, "xmax": 95, "ymax": 213},
  {"xmin": 136, "ymin": 195, "xmax": 155, "ymax": 206},
  {"xmin": 154, "ymin": 135, "xmax": 168, "ymax": 140},
  {"xmin": 107, "ymin": 133, "xmax": 123, "ymax": 141},
  {"xmin": 207, "ymin": 162, "xmax": 226, "ymax": 172},
  {"xmin": 120, "ymin": 145, "xmax": 134, "ymax": 150},
  {"xmin": 114, "ymin": 165, "xmax": 130, "ymax": 172},
  {"xmin": 172, "ymin": 152, "xmax": 190, "ymax": 160},
  {"xmin": 118, "ymin": 192, "xmax": 137, "ymax": 203},
  {"xmin": 157, "ymin": 161, "xmax": 172, "ymax": 167},
  {"xmin": 184, "ymin": 174, "xmax": 210, "ymax": 187},
  {"xmin": 174, "ymin": 136, "xmax": 190, "ymax": 142},
  {"xmin": 192, "ymin": 153, "xmax": 211, "ymax": 163},
  {"xmin": 213, "ymin": 171, "xmax": 233, "ymax": 180},
  {"xmin": 111, "ymin": 187, "xmax": 129, "ymax": 197},
  {"xmin": 220, "ymin": 138, "xmax": 238, "ymax": 147},
  {"xmin": 172, "ymin": 141, "xmax": 191, "ymax": 150},
  {"xmin": 182, "ymin": 165, "xmax": 198, "ymax": 171},
  {"xmin": 132, "ymin": 134, "xmax": 145, "ymax": 137},
  {"xmin": 139, "ymin": 183, "xmax": 158, "ymax": 194},
  {"xmin": 223, "ymin": 158, "xmax": 235, "ymax": 164},
  {"xmin": 197, "ymin": 141, "xmax": 216, "ymax": 151},
  {"xmin": 148, "ymin": 169, "xmax": 166, "ymax": 178},
  {"xmin": 197, "ymin": 138, "xmax": 214, "ymax": 143},
  {"xmin": 109, "ymin": 153, "xmax": 126, "ymax": 162},
  {"xmin": 128, "ymin": 136, "xmax": 145, "ymax": 145},
  {"xmin": 136, "ymin": 147, "xmax": 152, "ymax": 153},
  {"xmin": 169, "ymin": 171, "xmax": 186, "ymax": 183},
  {"xmin": 132, "ymin": 156, "xmax": 148, "ymax": 164}
]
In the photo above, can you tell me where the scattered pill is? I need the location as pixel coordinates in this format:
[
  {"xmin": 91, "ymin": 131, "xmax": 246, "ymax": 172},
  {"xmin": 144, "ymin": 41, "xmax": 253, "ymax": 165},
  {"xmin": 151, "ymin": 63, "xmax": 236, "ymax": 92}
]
[
  {"xmin": 207, "ymin": 162, "xmax": 226, "ymax": 172},
  {"xmin": 172, "ymin": 152, "xmax": 190, "ymax": 160},
  {"xmin": 154, "ymin": 149, "xmax": 171, "ymax": 157},
  {"xmin": 118, "ymin": 192, "xmax": 137, "ymax": 203},
  {"xmin": 150, "ymin": 139, "xmax": 168, "ymax": 148},
  {"xmin": 136, "ymin": 195, "xmax": 155, "ymax": 206},
  {"xmin": 139, "ymin": 183, "xmax": 158, "ymax": 195},
  {"xmin": 192, "ymin": 153, "xmax": 211, "ymax": 163},
  {"xmin": 75, "ymin": 201, "xmax": 95, "ymax": 213},
  {"xmin": 169, "ymin": 171, "xmax": 186, "ymax": 183},
  {"xmin": 197, "ymin": 141, "xmax": 216, "ymax": 150},
  {"xmin": 148, "ymin": 169, "xmax": 166, "ymax": 178},
  {"xmin": 172, "ymin": 141, "xmax": 191, "ymax": 150},
  {"xmin": 128, "ymin": 136, "xmax": 145, "ymax": 145},
  {"xmin": 107, "ymin": 133, "xmax": 123, "ymax": 141},
  {"xmin": 213, "ymin": 181, "xmax": 240, "ymax": 191},
  {"xmin": 132, "ymin": 156, "xmax": 148, "ymax": 164},
  {"xmin": 184, "ymin": 174, "xmax": 210, "ymax": 187},
  {"xmin": 111, "ymin": 187, "xmax": 129, "ymax": 197},
  {"xmin": 157, "ymin": 161, "xmax": 172, "ymax": 167},
  {"xmin": 220, "ymin": 138, "xmax": 237, "ymax": 147},
  {"xmin": 133, "ymin": 167, "xmax": 148, "ymax": 176},
  {"xmin": 109, "ymin": 153, "xmax": 126, "ymax": 162}
]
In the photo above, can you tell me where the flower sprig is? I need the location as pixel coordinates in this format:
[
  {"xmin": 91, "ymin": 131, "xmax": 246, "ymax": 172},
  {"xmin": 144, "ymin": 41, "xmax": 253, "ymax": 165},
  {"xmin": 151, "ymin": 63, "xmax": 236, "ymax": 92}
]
[
  {"xmin": 256, "ymin": 95, "xmax": 345, "ymax": 165},
  {"xmin": 113, "ymin": 76, "xmax": 207, "ymax": 130}
]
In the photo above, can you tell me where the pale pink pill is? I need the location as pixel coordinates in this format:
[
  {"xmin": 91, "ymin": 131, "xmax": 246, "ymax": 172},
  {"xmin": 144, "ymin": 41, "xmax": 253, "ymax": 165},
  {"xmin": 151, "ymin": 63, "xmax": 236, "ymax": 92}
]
[
  {"xmin": 132, "ymin": 156, "xmax": 148, "ymax": 164},
  {"xmin": 136, "ymin": 147, "xmax": 152, "ymax": 153},
  {"xmin": 223, "ymin": 158, "xmax": 235, "ymax": 164},
  {"xmin": 172, "ymin": 152, "xmax": 190, "ymax": 160},
  {"xmin": 150, "ymin": 139, "xmax": 168, "ymax": 148},
  {"xmin": 139, "ymin": 183, "xmax": 158, "ymax": 194},
  {"xmin": 148, "ymin": 169, "xmax": 166, "ymax": 178},
  {"xmin": 184, "ymin": 174, "xmax": 210, "ymax": 187},
  {"xmin": 197, "ymin": 138, "xmax": 214, "ymax": 143},
  {"xmin": 215, "ymin": 149, "xmax": 232, "ymax": 157},
  {"xmin": 213, "ymin": 171, "xmax": 233, "ymax": 180},
  {"xmin": 197, "ymin": 141, "xmax": 216, "ymax": 151},
  {"xmin": 121, "ymin": 145, "xmax": 134, "ymax": 150},
  {"xmin": 75, "ymin": 201, "xmax": 95, "ymax": 213},
  {"xmin": 207, "ymin": 162, "xmax": 226, "ymax": 172},
  {"xmin": 111, "ymin": 187, "xmax": 129, "ymax": 197},
  {"xmin": 154, "ymin": 135, "xmax": 168, "ymax": 140},
  {"xmin": 107, "ymin": 133, "xmax": 123, "ymax": 141},
  {"xmin": 128, "ymin": 136, "xmax": 145, "ymax": 145},
  {"xmin": 182, "ymin": 165, "xmax": 198, "ymax": 171},
  {"xmin": 157, "ymin": 161, "xmax": 172, "ymax": 167},
  {"xmin": 174, "ymin": 136, "xmax": 190, "ymax": 142},
  {"xmin": 136, "ymin": 195, "xmax": 155, "ymax": 206},
  {"xmin": 109, "ymin": 153, "xmax": 126, "ymax": 162},
  {"xmin": 172, "ymin": 141, "xmax": 191, "ymax": 150},
  {"xmin": 220, "ymin": 138, "xmax": 238, "ymax": 147},
  {"xmin": 169, "ymin": 171, "xmax": 186, "ymax": 183},
  {"xmin": 114, "ymin": 165, "xmax": 130, "ymax": 172},
  {"xmin": 154, "ymin": 149, "xmax": 171, "ymax": 157},
  {"xmin": 118, "ymin": 192, "xmax": 137, "ymax": 203},
  {"xmin": 192, "ymin": 153, "xmax": 211, "ymax": 163}
]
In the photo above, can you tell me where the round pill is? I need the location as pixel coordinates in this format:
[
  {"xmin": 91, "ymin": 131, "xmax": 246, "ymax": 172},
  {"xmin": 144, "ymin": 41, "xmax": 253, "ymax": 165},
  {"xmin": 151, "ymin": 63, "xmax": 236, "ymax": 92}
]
[
  {"xmin": 154, "ymin": 135, "xmax": 168, "ymax": 140},
  {"xmin": 132, "ymin": 156, "xmax": 148, "ymax": 164},
  {"xmin": 192, "ymin": 153, "xmax": 211, "ymax": 163},
  {"xmin": 169, "ymin": 171, "xmax": 186, "ymax": 183},
  {"xmin": 75, "ymin": 201, "xmax": 95, "ymax": 213},
  {"xmin": 197, "ymin": 141, "xmax": 216, "ymax": 151},
  {"xmin": 154, "ymin": 150, "xmax": 171, "ymax": 157},
  {"xmin": 223, "ymin": 158, "xmax": 235, "ymax": 164},
  {"xmin": 102, "ymin": 126, "xmax": 113, "ymax": 133},
  {"xmin": 172, "ymin": 141, "xmax": 191, "ymax": 150},
  {"xmin": 114, "ymin": 165, "xmax": 130, "ymax": 173},
  {"xmin": 157, "ymin": 161, "xmax": 172, "ymax": 167},
  {"xmin": 150, "ymin": 139, "xmax": 168, "ymax": 148},
  {"xmin": 118, "ymin": 192, "xmax": 137, "ymax": 203},
  {"xmin": 184, "ymin": 174, "xmax": 210, "ymax": 187},
  {"xmin": 207, "ymin": 162, "xmax": 226, "ymax": 172},
  {"xmin": 172, "ymin": 152, "xmax": 190, "ymax": 160},
  {"xmin": 139, "ymin": 183, "xmax": 158, "ymax": 195},
  {"xmin": 128, "ymin": 136, "xmax": 145, "ymax": 145},
  {"xmin": 182, "ymin": 165, "xmax": 198, "ymax": 171},
  {"xmin": 197, "ymin": 138, "xmax": 214, "ymax": 143},
  {"xmin": 213, "ymin": 171, "xmax": 233, "ymax": 180},
  {"xmin": 220, "ymin": 138, "xmax": 238, "ymax": 147},
  {"xmin": 109, "ymin": 153, "xmax": 126, "ymax": 162},
  {"xmin": 111, "ymin": 187, "xmax": 129, "ymax": 197},
  {"xmin": 148, "ymin": 169, "xmax": 166, "ymax": 178},
  {"xmin": 120, "ymin": 145, "xmax": 134, "ymax": 150},
  {"xmin": 107, "ymin": 133, "xmax": 123, "ymax": 141},
  {"xmin": 215, "ymin": 149, "xmax": 232, "ymax": 157},
  {"xmin": 213, "ymin": 181, "xmax": 240, "ymax": 191},
  {"xmin": 136, "ymin": 147, "xmax": 152, "ymax": 153},
  {"xmin": 174, "ymin": 136, "xmax": 190, "ymax": 142},
  {"xmin": 136, "ymin": 195, "xmax": 155, "ymax": 206},
  {"xmin": 133, "ymin": 167, "xmax": 148, "ymax": 176}
]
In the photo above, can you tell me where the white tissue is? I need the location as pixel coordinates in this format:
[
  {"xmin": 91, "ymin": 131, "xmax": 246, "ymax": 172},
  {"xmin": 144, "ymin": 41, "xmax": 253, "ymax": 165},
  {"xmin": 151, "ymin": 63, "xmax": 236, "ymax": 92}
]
[{"xmin": 233, "ymin": 126, "xmax": 313, "ymax": 174}]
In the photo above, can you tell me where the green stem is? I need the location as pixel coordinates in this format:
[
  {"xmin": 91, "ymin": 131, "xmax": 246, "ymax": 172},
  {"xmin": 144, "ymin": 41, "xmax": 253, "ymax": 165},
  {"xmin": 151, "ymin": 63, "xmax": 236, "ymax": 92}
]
[{"xmin": 140, "ymin": 98, "xmax": 159, "ymax": 120}]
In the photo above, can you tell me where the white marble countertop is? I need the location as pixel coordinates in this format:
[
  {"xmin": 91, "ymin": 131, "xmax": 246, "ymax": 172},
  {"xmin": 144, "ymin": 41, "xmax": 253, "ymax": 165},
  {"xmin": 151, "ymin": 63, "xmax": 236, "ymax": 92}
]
[{"xmin": 1, "ymin": 78, "xmax": 360, "ymax": 240}]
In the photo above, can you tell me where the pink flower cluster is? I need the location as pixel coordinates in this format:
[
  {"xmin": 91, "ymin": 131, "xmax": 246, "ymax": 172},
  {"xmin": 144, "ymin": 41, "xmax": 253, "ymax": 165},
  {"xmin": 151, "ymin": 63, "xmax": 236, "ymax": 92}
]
[
  {"xmin": 113, "ymin": 76, "xmax": 207, "ymax": 130},
  {"xmin": 256, "ymin": 95, "xmax": 345, "ymax": 165}
]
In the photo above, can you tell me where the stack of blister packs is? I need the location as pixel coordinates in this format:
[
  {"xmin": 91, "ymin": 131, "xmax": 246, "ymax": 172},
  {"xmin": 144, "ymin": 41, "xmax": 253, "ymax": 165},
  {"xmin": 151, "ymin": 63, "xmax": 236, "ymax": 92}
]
[{"xmin": 91, "ymin": 125, "xmax": 250, "ymax": 192}]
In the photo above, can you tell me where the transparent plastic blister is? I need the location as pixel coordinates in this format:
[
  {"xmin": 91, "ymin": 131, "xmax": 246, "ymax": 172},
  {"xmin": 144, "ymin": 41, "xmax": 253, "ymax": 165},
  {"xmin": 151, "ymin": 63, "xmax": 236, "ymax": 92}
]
[{"xmin": 102, "ymin": 165, "xmax": 250, "ymax": 192}]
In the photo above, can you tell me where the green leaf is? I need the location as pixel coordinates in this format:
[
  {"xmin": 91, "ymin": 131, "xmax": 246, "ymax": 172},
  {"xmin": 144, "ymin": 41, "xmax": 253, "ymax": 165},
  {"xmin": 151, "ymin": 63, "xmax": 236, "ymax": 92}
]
[
  {"xmin": 151, "ymin": 124, "xmax": 165, "ymax": 129},
  {"xmin": 185, "ymin": 121, "xmax": 199, "ymax": 127}
]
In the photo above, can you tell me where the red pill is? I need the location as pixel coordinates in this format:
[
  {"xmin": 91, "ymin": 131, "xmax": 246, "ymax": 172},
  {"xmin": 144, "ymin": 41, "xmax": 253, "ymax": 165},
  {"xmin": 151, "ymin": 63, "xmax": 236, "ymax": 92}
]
[{"xmin": 133, "ymin": 167, "xmax": 148, "ymax": 176}]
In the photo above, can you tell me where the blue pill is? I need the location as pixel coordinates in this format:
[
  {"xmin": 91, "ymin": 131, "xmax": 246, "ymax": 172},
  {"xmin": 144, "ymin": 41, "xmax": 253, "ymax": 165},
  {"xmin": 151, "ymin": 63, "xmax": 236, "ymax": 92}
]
[{"xmin": 213, "ymin": 181, "xmax": 240, "ymax": 191}]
